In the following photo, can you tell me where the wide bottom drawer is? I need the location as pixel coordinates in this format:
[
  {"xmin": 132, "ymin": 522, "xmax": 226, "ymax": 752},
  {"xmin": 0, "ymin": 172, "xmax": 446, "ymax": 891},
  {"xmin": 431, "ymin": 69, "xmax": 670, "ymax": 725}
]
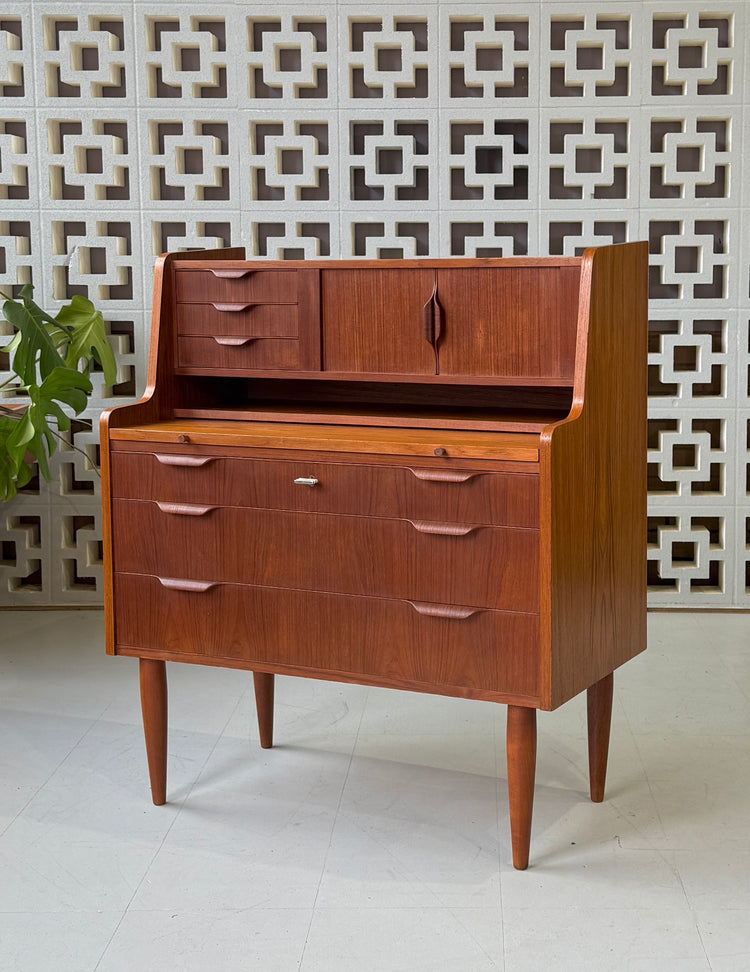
[{"xmin": 114, "ymin": 573, "xmax": 540, "ymax": 700}]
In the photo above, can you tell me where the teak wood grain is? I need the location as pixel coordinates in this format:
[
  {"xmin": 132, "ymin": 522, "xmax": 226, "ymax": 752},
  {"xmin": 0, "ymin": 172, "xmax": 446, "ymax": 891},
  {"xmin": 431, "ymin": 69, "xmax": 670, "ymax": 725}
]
[
  {"xmin": 101, "ymin": 244, "xmax": 648, "ymax": 870},
  {"xmin": 114, "ymin": 574, "xmax": 540, "ymax": 701},
  {"xmin": 435, "ymin": 267, "xmax": 579, "ymax": 379},
  {"xmin": 111, "ymin": 500, "xmax": 539, "ymax": 612},
  {"xmin": 176, "ymin": 303, "xmax": 299, "ymax": 339},
  {"xmin": 109, "ymin": 419, "xmax": 542, "ymax": 462},
  {"xmin": 109, "ymin": 451, "xmax": 540, "ymax": 527},
  {"xmin": 540, "ymin": 243, "xmax": 647, "ymax": 708}
]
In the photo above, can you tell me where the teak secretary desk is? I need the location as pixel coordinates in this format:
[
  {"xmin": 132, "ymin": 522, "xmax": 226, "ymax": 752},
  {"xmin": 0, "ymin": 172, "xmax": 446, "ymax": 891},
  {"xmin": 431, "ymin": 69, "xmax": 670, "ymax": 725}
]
[{"xmin": 101, "ymin": 241, "xmax": 647, "ymax": 869}]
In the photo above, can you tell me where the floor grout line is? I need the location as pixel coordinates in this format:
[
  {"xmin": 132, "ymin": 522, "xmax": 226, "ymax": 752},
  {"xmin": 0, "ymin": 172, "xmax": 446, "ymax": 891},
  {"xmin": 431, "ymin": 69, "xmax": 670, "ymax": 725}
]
[
  {"xmin": 297, "ymin": 685, "xmax": 369, "ymax": 971},
  {"xmin": 91, "ymin": 684, "xmax": 250, "ymax": 971}
]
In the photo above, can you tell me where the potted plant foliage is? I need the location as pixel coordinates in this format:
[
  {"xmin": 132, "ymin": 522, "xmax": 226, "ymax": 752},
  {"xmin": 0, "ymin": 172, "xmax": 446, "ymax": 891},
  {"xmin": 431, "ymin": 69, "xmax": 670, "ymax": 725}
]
[{"xmin": 0, "ymin": 285, "xmax": 116, "ymax": 500}]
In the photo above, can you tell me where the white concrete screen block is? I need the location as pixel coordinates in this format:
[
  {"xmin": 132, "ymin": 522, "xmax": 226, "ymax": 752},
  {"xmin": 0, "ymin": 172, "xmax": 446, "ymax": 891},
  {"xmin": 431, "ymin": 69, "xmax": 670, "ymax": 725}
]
[{"xmin": 0, "ymin": 0, "xmax": 748, "ymax": 607}]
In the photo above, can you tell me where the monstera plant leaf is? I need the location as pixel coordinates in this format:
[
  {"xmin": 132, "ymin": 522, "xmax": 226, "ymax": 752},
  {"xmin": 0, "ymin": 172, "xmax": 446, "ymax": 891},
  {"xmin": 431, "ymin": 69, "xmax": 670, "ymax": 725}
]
[
  {"xmin": 0, "ymin": 285, "xmax": 114, "ymax": 501},
  {"xmin": 1, "ymin": 284, "xmax": 66, "ymax": 386},
  {"xmin": 56, "ymin": 295, "xmax": 117, "ymax": 386},
  {"xmin": 0, "ymin": 414, "xmax": 33, "ymax": 501}
]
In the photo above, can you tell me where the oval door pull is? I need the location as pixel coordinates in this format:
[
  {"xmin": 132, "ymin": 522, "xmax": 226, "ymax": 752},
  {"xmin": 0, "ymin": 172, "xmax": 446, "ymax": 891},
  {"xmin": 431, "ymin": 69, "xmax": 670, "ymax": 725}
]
[
  {"xmin": 154, "ymin": 454, "xmax": 215, "ymax": 468},
  {"xmin": 408, "ymin": 468, "xmax": 480, "ymax": 484},
  {"xmin": 157, "ymin": 576, "xmax": 217, "ymax": 593},
  {"xmin": 294, "ymin": 477, "xmax": 319, "ymax": 487},
  {"xmin": 212, "ymin": 336, "xmax": 257, "ymax": 347},
  {"xmin": 409, "ymin": 601, "xmax": 482, "ymax": 620},
  {"xmin": 211, "ymin": 302, "xmax": 253, "ymax": 313},
  {"xmin": 156, "ymin": 501, "xmax": 216, "ymax": 516},
  {"xmin": 209, "ymin": 269, "xmax": 253, "ymax": 279},
  {"xmin": 407, "ymin": 519, "xmax": 478, "ymax": 536}
]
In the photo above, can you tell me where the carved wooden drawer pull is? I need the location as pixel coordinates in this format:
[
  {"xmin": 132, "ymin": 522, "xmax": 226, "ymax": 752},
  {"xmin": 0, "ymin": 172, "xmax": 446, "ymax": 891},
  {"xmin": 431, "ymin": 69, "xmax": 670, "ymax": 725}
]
[
  {"xmin": 211, "ymin": 302, "xmax": 253, "ymax": 313},
  {"xmin": 211, "ymin": 336, "xmax": 258, "ymax": 347},
  {"xmin": 154, "ymin": 454, "xmax": 215, "ymax": 468},
  {"xmin": 407, "ymin": 519, "xmax": 479, "ymax": 536},
  {"xmin": 155, "ymin": 501, "xmax": 216, "ymax": 516},
  {"xmin": 157, "ymin": 577, "xmax": 216, "ymax": 593},
  {"xmin": 209, "ymin": 269, "xmax": 254, "ymax": 279},
  {"xmin": 408, "ymin": 601, "xmax": 481, "ymax": 620},
  {"xmin": 408, "ymin": 468, "xmax": 480, "ymax": 484}
]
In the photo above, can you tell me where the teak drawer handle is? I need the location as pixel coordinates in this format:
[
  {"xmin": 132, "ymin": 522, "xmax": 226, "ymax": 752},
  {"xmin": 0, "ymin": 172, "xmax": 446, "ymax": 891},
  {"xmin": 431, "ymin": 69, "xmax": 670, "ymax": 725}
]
[
  {"xmin": 211, "ymin": 336, "xmax": 258, "ymax": 347},
  {"xmin": 209, "ymin": 269, "xmax": 254, "ymax": 279},
  {"xmin": 408, "ymin": 468, "xmax": 480, "ymax": 484},
  {"xmin": 407, "ymin": 519, "xmax": 479, "ymax": 536},
  {"xmin": 157, "ymin": 576, "xmax": 216, "ymax": 593},
  {"xmin": 211, "ymin": 302, "xmax": 254, "ymax": 313},
  {"xmin": 409, "ymin": 601, "xmax": 482, "ymax": 620},
  {"xmin": 155, "ymin": 454, "xmax": 215, "ymax": 468},
  {"xmin": 155, "ymin": 501, "xmax": 216, "ymax": 516}
]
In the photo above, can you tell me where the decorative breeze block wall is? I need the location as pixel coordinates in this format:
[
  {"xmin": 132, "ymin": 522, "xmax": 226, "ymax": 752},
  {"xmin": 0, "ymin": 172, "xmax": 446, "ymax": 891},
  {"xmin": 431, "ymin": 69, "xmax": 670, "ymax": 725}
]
[{"xmin": 1, "ymin": 2, "xmax": 748, "ymax": 607}]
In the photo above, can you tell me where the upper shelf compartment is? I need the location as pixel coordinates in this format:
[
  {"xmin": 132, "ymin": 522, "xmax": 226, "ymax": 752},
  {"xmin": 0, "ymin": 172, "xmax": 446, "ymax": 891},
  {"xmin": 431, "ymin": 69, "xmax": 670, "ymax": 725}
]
[
  {"xmin": 321, "ymin": 265, "xmax": 581, "ymax": 382},
  {"xmin": 169, "ymin": 257, "xmax": 582, "ymax": 383}
]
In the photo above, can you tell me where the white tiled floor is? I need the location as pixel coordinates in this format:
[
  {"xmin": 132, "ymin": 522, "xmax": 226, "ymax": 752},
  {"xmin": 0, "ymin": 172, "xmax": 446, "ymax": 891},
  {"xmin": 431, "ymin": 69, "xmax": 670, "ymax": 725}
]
[{"xmin": 1, "ymin": 610, "xmax": 749, "ymax": 971}]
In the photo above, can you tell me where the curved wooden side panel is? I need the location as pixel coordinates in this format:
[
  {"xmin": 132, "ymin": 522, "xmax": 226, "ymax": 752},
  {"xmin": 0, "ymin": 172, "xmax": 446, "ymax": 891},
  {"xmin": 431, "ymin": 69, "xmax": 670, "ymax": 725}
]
[{"xmin": 539, "ymin": 242, "xmax": 648, "ymax": 709}]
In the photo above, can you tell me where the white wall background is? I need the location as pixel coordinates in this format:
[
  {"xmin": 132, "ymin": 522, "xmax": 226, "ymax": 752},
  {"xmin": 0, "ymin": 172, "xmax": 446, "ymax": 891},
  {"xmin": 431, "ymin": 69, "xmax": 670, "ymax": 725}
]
[{"xmin": 0, "ymin": 1, "xmax": 747, "ymax": 607}]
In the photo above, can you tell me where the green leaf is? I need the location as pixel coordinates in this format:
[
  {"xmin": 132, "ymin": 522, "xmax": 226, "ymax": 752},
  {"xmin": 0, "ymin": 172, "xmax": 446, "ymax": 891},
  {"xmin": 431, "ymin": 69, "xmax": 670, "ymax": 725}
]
[
  {"xmin": 37, "ymin": 366, "xmax": 92, "ymax": 417},
  {"xmin": 0, "ymin": 287, "xmax": 109, "ymax": 500},
  {"xmin": 4, "ymin": 408, "xmax": 39, "ymax": 479},
  {"xmin": 0, "ymin": 414, "xmax": 23, "ymax": 500},
  {"xmin": 56, "ymin": 295, "xmax": 117, "ymax": 386},
  {"xmin": 0, "ymin": 368, "xmax": 91, "ymax": 489},
  {"xmin": 2, "ymin": 291, "xmax": 66, "ymax": 385},
  {"xmin": 1, "ymin": 330, "xmax": 21, "ymax": 355}
]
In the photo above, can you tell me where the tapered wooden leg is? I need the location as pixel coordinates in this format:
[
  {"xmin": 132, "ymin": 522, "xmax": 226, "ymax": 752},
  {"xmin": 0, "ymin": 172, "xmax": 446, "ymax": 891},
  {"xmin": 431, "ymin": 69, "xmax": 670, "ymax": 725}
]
[
  {"xmin": 139, "ymin": 659, "xmax": 167, "ymax": 806},
  {"xmin": 253, "ymin": 672, "xmax": 275, "ymax": 749},
  {"xmin": 587, "ymin": 671, "xmax": 614, "ymax": 803},
  {"xmin": 506, "ymin": 704, "xmax": 537, "ymax": 870}
]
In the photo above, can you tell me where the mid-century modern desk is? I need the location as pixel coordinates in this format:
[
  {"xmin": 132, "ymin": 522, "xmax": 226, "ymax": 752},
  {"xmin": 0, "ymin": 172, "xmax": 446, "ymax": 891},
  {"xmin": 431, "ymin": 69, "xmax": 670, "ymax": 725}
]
[{"xmin": 101, "ymin": 242, "xmax": 647, "ymax": 869}]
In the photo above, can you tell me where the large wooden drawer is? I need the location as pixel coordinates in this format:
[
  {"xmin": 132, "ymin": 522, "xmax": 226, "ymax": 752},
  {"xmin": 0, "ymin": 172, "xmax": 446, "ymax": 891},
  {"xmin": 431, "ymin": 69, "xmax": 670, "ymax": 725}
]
[
  {"xmin": 113, "ymin": 573, "xmax": 540, "ymax": 700},
  {"xmin": 111, "ymin": 500, "xmax": 539, "ymax": 612},
  {"xmin": 174, "ymin": 267, "xmax": 300, "ymax": 303},
  {"xmin": 109, "ymin": 450, "xmax": 540, "ymax": 529}
]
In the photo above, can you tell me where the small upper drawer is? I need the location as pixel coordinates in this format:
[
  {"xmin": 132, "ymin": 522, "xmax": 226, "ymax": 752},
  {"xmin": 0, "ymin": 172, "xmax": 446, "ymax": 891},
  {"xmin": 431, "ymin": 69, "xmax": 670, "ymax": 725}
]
[
  {"xmin": 175, "ymin": 267, "xmax": 298, "ymax": 304},
  {"xmin": 176, "ymin": 302, "xmax": 298, "ymax": 339},
  {"xmin": 176, "ymin": 335, "xmax": 308, "ymax": 373},
  {"xmin": 110, "ymin": 450, "xmax": 539, "ymax": 528}
]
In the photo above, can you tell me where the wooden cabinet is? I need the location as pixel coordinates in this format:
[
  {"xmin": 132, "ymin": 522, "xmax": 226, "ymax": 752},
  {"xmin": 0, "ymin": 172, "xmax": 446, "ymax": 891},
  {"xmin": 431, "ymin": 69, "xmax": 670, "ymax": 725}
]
[
  {"xmin": 101, "ymin": 244, "xmax": 648, "ymax": 869},
  {"xmin": 320, "ymin": 265, "xmax": 580, "ymax": 379}
]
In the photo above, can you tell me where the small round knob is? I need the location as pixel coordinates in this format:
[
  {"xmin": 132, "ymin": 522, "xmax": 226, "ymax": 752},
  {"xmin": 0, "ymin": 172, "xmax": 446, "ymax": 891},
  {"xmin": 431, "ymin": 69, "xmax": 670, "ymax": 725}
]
[
  {"xmin": 177, "ymin": 434, "xmax": 190, "ymax": 444},
  {"xmin": 433, "ymin": 447, "xmax": 447, "ymax": 457}
]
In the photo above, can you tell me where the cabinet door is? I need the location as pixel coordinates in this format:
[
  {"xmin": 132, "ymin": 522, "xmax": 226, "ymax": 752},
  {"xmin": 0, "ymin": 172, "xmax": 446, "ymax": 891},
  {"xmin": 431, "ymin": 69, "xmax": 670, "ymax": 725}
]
[
  {"xmin": 436, "ymin": 267, "xmax": 580, "ymax": 379},
  {"xmin": 322, "ymin": 269, "xmax": 436, "ymax": 375}
]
